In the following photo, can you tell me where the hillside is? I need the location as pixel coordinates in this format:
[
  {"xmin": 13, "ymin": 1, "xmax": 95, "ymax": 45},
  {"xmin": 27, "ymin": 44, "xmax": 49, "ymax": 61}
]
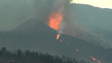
[
  {"xmin": 69, "ymin": 4, "xmax": 112, "ymax": 47},
  {"xmin": 0, "ymin": 18, "xmax": 110, "ymax": 63}
]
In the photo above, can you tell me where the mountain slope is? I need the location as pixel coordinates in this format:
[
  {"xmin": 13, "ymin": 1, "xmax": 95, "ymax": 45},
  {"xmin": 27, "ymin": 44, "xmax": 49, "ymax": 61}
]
[
  {"xmin": 0, "ymin": 18, "xmax": 110, "ymax": 63},
  {"xmin": 70, "ymin": 3, "xmax": 112, "ymax": 47}
]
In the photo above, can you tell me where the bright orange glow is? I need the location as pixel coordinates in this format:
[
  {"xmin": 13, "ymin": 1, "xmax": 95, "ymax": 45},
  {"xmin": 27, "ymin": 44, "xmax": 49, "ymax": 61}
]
[
  {"xmin": 90, "ymin": 56, "xmax": 96, "ymax": 61},
  {"xmin": 60, "ymin": 40, "xmax": 63, "ymax": 42},
  {"xmin": 97, "ymin": 60, "xmax": 101, "ymax": 63},
  {"xmin": 56, "ymin": 35, "xmax": 60, "ymax": 40},
  {"xmin": 48, "ymin": 0, "xmax": 65, "ymax": 31},
  {"xmin": 49, "ymin": 12, "xmax": 63, "ymax": 31},
  {"xmin": 76, "ymin": 49, "xmax": 79, "ymax": 51},
  {"xmin": 89, "ymin": 56, "xmax": 101, "ymax": 63}
]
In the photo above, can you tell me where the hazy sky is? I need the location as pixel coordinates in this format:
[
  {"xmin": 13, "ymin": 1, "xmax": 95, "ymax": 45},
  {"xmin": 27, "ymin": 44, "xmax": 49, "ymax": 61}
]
[{"xmin": 71, "ymin": 0, "xmax": 112, "ymax": 9}]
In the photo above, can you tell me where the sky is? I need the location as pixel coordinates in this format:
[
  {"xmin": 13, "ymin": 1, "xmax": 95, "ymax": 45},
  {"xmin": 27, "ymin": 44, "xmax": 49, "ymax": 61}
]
[{"xmin": 71, "ymin": 0, "xmax": 112, "ymax": 9}]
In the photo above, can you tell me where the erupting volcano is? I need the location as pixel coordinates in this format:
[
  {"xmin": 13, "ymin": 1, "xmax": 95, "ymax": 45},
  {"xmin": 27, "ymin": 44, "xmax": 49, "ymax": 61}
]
[
  {"xmin": 48, "ymin": 0, "xmax": 65, "ymax": 40},
  {"xmin": 47, "ymin": 0, "xmax": 103, "ymax": 63}
]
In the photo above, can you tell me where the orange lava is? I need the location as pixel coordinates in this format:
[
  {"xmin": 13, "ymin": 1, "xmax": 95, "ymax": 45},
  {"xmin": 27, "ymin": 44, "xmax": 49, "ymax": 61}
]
[
  {"xmin": 97, "ymin": 60, "xmax": 101, "ymax": 63},
  {"xmin": 60, "ymin": 40, "xmax": 63, "ymax": 42},
  {"xmin": 56, "ymin": 35, "xmax": 60, "ymax": 40},
  {"xmin": 48, "ymin": 0, "xmax": 65, "ymax": 31},
  {"xmin": 49, "ymin": 12, "xmax": 63, "ymax": 31},
  {"xmin": 90, "ymin": 56, "xmax": 96, "ymax": 61},
  {"xmin": 76, "ymin": 49, "xmax": 79, "ymax": 51},
  {"xmin": 89, "ymin": 56, "xmax": 101, "ymax": 63}
]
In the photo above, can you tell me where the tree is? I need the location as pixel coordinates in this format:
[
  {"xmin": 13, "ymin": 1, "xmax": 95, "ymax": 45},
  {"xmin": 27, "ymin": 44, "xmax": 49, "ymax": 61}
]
[
  {"xmin": 1, "ymin": 47, "xmax": 6, "ymax": 52},
  {"xmin": 17, "ymin": 49, "xmax": 22, "ymax": 56},
  {"xmin": 62, "ymin": 55, "xmax": 66, "ymax": 60},
  {"xmin": 25, "ymin": 50, "xmax": 30, "ymax": 57}
]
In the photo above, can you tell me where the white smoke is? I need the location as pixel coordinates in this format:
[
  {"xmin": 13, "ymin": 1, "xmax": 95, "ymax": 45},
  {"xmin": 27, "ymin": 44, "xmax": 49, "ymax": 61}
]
[
  {"xmin": 55, "ymin": 0, "xmax": 65, "ymax": 35},
  {"xmin": 58, "ymin": 21, "xmax": 66, "ymax": 35}
]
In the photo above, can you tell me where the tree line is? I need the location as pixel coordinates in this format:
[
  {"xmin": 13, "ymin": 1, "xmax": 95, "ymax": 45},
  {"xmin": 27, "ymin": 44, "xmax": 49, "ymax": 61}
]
[{"xmin": 0, "ymin": 47, "xmax": 89, "ymax": 63}]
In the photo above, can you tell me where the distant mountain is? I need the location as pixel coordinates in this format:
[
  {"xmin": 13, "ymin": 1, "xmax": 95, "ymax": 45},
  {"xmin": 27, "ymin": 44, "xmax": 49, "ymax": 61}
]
[
  {"xmin": 0, "ymin": 18, "xmax": 110, "ymax": 63},
  {"xmin": 73, "ymin": 4, "xmax": 112, "ymax": 27},
  {"xmin": 69, "ymin": 3, "xmax": 112, "ymax": 47}
]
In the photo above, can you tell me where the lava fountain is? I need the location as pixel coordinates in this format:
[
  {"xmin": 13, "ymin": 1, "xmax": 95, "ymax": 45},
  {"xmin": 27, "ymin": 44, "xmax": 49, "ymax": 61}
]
[
  {"xmin": 49, "ymin": 12, "xmax": 63, "ymax": 31},
  {"xmin": 48, "ymin": 0, "xmax": 65, "ymax": 39}
]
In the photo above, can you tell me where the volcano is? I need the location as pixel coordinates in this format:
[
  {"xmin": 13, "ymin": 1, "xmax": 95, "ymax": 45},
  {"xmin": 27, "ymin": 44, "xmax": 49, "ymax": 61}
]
[{"xmin": 0, "ymin": 18, "xmax": 111, "ymax": 63}]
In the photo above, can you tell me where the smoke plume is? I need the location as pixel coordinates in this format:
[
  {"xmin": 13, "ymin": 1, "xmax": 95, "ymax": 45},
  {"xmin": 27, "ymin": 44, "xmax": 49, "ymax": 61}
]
[{"xmin": 57, "ymin": 21, "xmax": 66, "ymax": 35}]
